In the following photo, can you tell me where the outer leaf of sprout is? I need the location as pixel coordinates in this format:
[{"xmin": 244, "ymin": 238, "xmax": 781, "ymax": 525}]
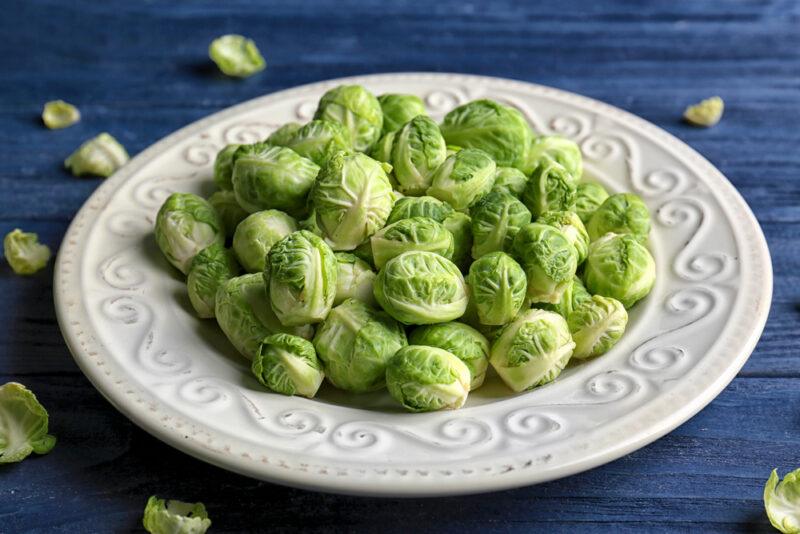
[
  {"xmin": 154, "ymin": 193, "xmax": 224, "ymax": 274},
  {"xmin": 409, "ymin": 322, "xmax": 489, "ymax": 390},
  {"xmin": 378, "ymin": 93, "xmax": 427, "ymax": 135},
  {"xmin": 492, "ymin": 166, "xmax": 528, "ymax": 198},
  {"xmin": 386, "ymin": 345, "xmax": 471, "ymax": 412},
  {"xmin": 187, "ymin": 244, "xmax": 239, "ymax": 318},
  {"xmin": 586, "ymin": 192, "xmax": 651, "ymax": 243},
  {"xmin": 469, "ymin": 190, "xmax": 531, "ymax": 259},
  {"xmin": 370, "ymin": 216, "xmax": 454, "ymax": 269},
  {"xmin": 568, "ymin": 295, "xmax": 628, "ymax": 359},
  {"xmin": 442, "ymin": 211, "xmax": 473, "ymax": 271},
  {"xmin": 212, "ymin": 144, "xmax": 241, "ymax": 191},
  {"xmin": 764, "ymin": 469, "xmax": 800, "ymax": 533},
  {"xmin": 232, "ymin": 210, "xmax": 297, "ymax": 273},
  {"xmin": 575, "ymin": 181, "xmax": 610, "ymax": 224},
  {"xmin": 583, "ymin": 233, "xmax": 656, "ymax": 308},
  {"xmin": 0, "ymin": 382, "xmax": 56, "ymax": 464},
  {"xmin": 3, "ymin": 229, "xmax": 51, "ymax": 275},
  {"xmin": 684, "ymin": 96, "xmax": 724, "ymax": 127},
  {"xmin": 390, "ymin": 115, "xmax": 447, "ymax": 195},
  {"xmin": 525, "ymin": 135, "xmax": 583, "ymax": 179},
  {"xmin": 314, "ymin": 85, "xmax": 383, "ymax": 152},
  {"xmin": 207, "ymin": 190, "xmax": 248, "ymax": 238},
  {"xmin": 522, "ymin": 159, "xmax": 577, "ymax": 217},
  {"xmin": 142, "ymin": 495, "xmax": 211, "ymax": 534},
  {"xmin": 386, "ymin": 195, "xmax": 454, "ymax": 225},
  {"xmin": 426, "ymin": 148, "xmax": 496, "ymax": 211},
  {"xmin": 370, "ymin": 131, "xmax": 396, "ymax": 165},
  {"xmin": 334, "ymin": 252, "xmax": 377, "ymax": 306},
  {"xmin": 468, "ymin": 251, "xmax": 527, "ymax": 326},
  {"xmin": 42, "ymin": 100, "xmax": 80, "ymax": 129},
  {"xmin": 208, "ymin": 34, "xmax": 265, "ymax": 77},
  {"xmin": 252, "ymin": 333, "xmax": 325, "ymax": 398},
  {"xmin": 511, "ymin": 223, "xmax": 578, "ymax": 304},
  {"xmin": 266, "ymin": 123, "xmax": 302, "ymax": 146},
  {"xmin": 64, "ymin": 133, "xmax": 129, "ymax": 177},
  {"xmin": 537, "ymin": 210, "xmax": 590, "ymax": 264},
  {"xmin": 279, "ymin": 119, "xmax": 353, "ymax": 166}
]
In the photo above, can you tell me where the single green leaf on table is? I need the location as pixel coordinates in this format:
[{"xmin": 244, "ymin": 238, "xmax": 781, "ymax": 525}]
[
  {"xmin": 209, "ymin": 34, "xmax": 265, "ymax": 78},
  {"xmin": 0, "ymin": 382, "xmax": 56, "ymax": 464},
  {"xmin": 142, "ymin": 495, "xmax": 211, "ymax": 534},
  {"xmin": 64, "ymin": 133, "xmax": 129, "ymax": 177},
  {"xmin": 765, "ymin": 469, "xmax": 800, "ymax": 533},
  {"xmin": 42, "ymin": 100, "xmax": 80, "ymax": 129},
  {"xmin": 683, "ymin": 96, "xmax": 724, "ymax": 127},
  {"xmin": 3, "ymin": 229, "xmax": 51, "ymax": 275}
]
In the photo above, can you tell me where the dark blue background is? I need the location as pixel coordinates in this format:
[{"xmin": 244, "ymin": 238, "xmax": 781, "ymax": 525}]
[{"xmin": 2, "ymin": 1, "xmax": 798, "ymax": 532}]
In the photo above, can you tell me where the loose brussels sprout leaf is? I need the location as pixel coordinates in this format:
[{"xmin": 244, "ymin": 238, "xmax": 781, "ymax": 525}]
[
  {"xmin": 522, "ymin": 159, "xmax": 577, "ymax": 217},
  {"xmin": 311, "ymin": 151, "xmax": 394, "ymax": 250},
  {"xmin": 215, "ymin": 274, "xmax": 313, "ymax": 360},
  {"xmin": 266, "ymin": 123, "xmax": 302, "ymax": 146},
  {"xmin": 440, "ymin": 99, "xmax": 534, "ymax": 171},
  {"xmin": 279, "ymin": 119, "xmax": 353, "ymax": 167},
  {"xmin": 684, "ymin": 96, "xmax": 724, "ymax": 127},
  {"xmin": 233, "ymin": 210, "xmax": 298, "ymax": 273},
  {"xmin": 575, "ymin": 181, "xmax": 610, "ymax": 224},
  {"xmin": 511, "ymin": 223, "xmax": 578, "ymax": 304},
  {"xmin": 267, "ymin": 230, "xmax": 337, "ymax": 325},
  {"xmin": 586, "ymin": 193, "xmax": 651, "ymax": 243},
  {"xmin": 0, "ymin": 382, "xmax": 56, "ymax": 463},
  {"xmin": 374, "ymin": 250, "xmax": 468, "ymax": 325},
  {"xmin": 231, "ymin": 143, "xmax": 320, "ymax": 216},
  {"xmin": 3, "ymin": 229, "xmax": 51, "ymax": 275},
  {"xmin": 470, "ymin": 190, "xmax": 531, "ymax": 259},
  {"xmin": 187, "ymin": 244, "xmax": 239, "ymax": 319},
  {"xmin": 442, "ymin": 211, "xmax": 473, "ymax": 271},
  {"xmin": 313, "ymin": 299, "xmax": 407, "ymax": 392},
  {"xmin": 525, "ymin": 135, "xmax": 583, "ymax": 179},
  {"xmin": 386, "ymin": 195, "xmax": 454, "ymax": 225},
  {"xmin": 208, "ymin": 34, "xmax": 265, "ymax": 77},
  {"xmin": 568, "ymin": 295, "xmax": 628, "ymax": 359},
  {"xmin": 213, "ymin": 144, "xmax": 241, "ymax": 191},
  {"xmin": 492, "ymin": 166, "xmax": 528, "ymax": 198},
  {"xmin": 427, "ymin": 148, "xmax": 496, "ymax": 211},
  {"xmin": 155, "ymin": 193, "xmax": 224, "ymax": 274},
  {"xmin": 537, "ymin": 210, "xmax": 590, "ymax": 264},
  {"xmin": 409, "ymin": 322, "xmax": 489, "ymax": 390},
  {"xmin": 352, "ymin": 239, "xmax": 375, "ymax": 268},
  {"xmin": 490, "ymin": 309, "xmax": 575, "ymax": 392},
  {"xmin": 207, "ymin": 190, "xmax": 248, "ymax": 239},
  {"xmin": 540, "ymin": 276, "xmax": 591, "ymax": 318},
  {"xmin": 386, "ymin": 345, "xmax": 471, "ymax": 412},
  {"xmin": 42, "ymin": 100, "xmax": 80, "ymax": 129},
  {"xmin": 370, "ymin": 131, "xmax": 396, "ymax": 164},
  {"xmin": 391, "ymin": 115, "xmax": 447, "ymax": 195},
  {"xmin": 142, "ymin": 495, "xmax": 211, "ymax": 534},
  {"xmin": 446, "ymin": 145, "xmax": 462, "ymax": 157},
  {"xmin": 314, "ymin": 85, "xmax": 383, "ymax": 152},
  {"xmin": 370, "ymin": 217, "xmax": 454, "ymax": 269},
  {"xmin": 468, "ymin": 251, "xmax": 527, "ymax": 326},
  {"xmin": 252, "ymin": 333, "xmax": 325, "ymax": 398},
  {"xmin": 64, "ymin": 132, "xmax": 129, "ymax": 178},
  {"xmin": 765, "ymin": 468, "xmax": 800, "ymax": 534},
  {"xmin": 378, "ymin": 93, "xmax": 427, "ymax": 135},
  {"xmin": 583, "ymin": 233, "xmax": 656, "ymax": 308},
  {"xmin": 334, "ymin": 252, "xmax": 377, "ymax": 306}
]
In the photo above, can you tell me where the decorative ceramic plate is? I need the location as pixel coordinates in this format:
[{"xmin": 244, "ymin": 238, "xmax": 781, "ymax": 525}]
[{"xmin": 54, "ymin": 73, "xmax": 771, "ymax": 497}]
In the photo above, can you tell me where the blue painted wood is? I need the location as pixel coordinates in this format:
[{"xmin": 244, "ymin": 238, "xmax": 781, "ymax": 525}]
[{"xmin": 1, "ymin": 0, "xmax": 798, "ymax": 531}]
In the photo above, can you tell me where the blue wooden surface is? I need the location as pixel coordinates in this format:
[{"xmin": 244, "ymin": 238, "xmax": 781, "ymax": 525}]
[{"xmin": 1, "ymin": 0, "xmax": 798, "ymax": 531}]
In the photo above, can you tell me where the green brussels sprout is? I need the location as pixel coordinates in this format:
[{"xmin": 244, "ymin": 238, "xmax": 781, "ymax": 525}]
[
  {"xmin": 212, "ymin": 144, "xmax": 241, "ymax": 191},
  {"xmin": 231, "ymin": 143, "xmax": 320, "ymax": 216},
  {"xmin": 511, "ymin": 223, "xmax": 578, "ymax": 304},
  {"xmin": 142, "ymin": 495, "xmax": 211, "ymax": 534},
  {"xmin": 525, "ymin": 135, "xmax": 583, "ymax": 179},
  {"xmin": 334, "ymin": 252, "xmax": 376, "ymax": 306},
  {"xmin": 522, "ymin": 159, "xmax": 577, "ymax": 217},
  {"xmin": 311, "ymin": 151, "xmax": 394, "ymax": 250},
  {"xmin": 390, "ymin": 115, "xmax": 447, "ymax": 195},
  {"xmin": 207, "ymin": 190, "xmax": 248, "ymax": 238},
  {"xmin": 492, "ymin": 166, "xmax": 528, "ymax": 198},
  {"xmin": 251, "ymin": 333, "xmax": 325, "ymax": 398},
  {"xmin": 469, "ymin": 190, "xmax": 531, "ymax": 259},
  {"xmin": 374, "ymin": 251, "xmax": 468, "ymax": 325},
  {"xmin": 215, "ymin": 274, "xmax": 313, "ymax": 360},
  {"xmin": 442, "ymin": 211, "xmax": 473, "ymax": 270},
  {"xmin": 575, "ymin": 181, "xmax": 610, "ymax": 224},
  {"xmin": 266, "ymin": 123, "xmax": 302, "ymax": 146},
  {"xmin": 370, "ymin": 131, "xmax": 396, "ymax": 164},
  {"xmin": 426, "ymin": 148, "xmax": 496, "ymax": 211},
  {"xmin": 467, "ymin": 251, "xmax": 527, "ymax": 326},
  {"xmin": 314, "ymin": 85, "xmax": 383, "ymax": 152},
  {"xmin": 386, "ymin": 345, "xmax": 471, "ymax": 412},
  {"xmin": 232, "ymin": 210, "xmax": 297, "ymax": 273},
  {"xmin": 267, "ymin": 230, "xmax": 337, "ymax": 325},
  {"xmin": 186, "ymin": 244, "xmax": 239, "ymax": 319},
  {"xmin": 586, "ymin": 193, "xmax": 651, "ymax": 242},
  {"xmin": 489, "ymin": 309, "xmax": 575, "ymax": 392},
  {"xmin": 537, "ymin": 210, "xmax": 590, "ymax": 264},
  {"xmin": 3, "ymin": 229, "xmax": 51, "ymax": 275},
  {"xmin": 568, "ymin": 295, "xmax": 628, "ymax": 359},
  {"xmin": 386, "ymin": 195, "xmax": 454, "ymax": 225},
  {"xmin": 0, "ymin": 382, "xmax": 56, "ymax": 464},
  {"xmin": 583, "ymin": 233, "xmax": 656, "ymax": 308},
  {"xmin": 440, "ymin": 99, "xmax": 533, "ymax": 171},
  {"xmin": 684, "ymin": 96, "xmax": 724, "ymax": 128},
  {"xmin": 64, "ymin": 133, "xmax": 129, "ymax": 178},
  {"xmin": 155, "ymin": 193, "xmax": 224, "ymax": 274},
  {"xmin": 540, "ymin": 276, "xmax": 591, "ymax": 318},
  {"xmin": 370, "ymin": 217, "xmax": 454, "ymax": 269},
  {"xmin": 378, "ymin": 93, "xmax": 427, "ymax": 135},
  {"xmin": 764, "ymin": 468, "xmax": 800, "ymax": 534},
  {"xmin": 278, "ymin": 119, "xmax": 353, "ymax": 167},
  {"xmin": 408, "ymin": 322, "xmax": 490, "ymax": 390},
  {"xmin": 42, "ymin": 100, "xmax": 80, "ymax": 129},
  {"xmin": 352, "ymin": 239, "xmax": 375, "ymax": 268},
  {"xmin": 313, "ymin": 299, "xmax": 407, "ymax": 392},
  {"xmin": 208, "ymin": 34, "xmax": 265, "ymax": 78}
]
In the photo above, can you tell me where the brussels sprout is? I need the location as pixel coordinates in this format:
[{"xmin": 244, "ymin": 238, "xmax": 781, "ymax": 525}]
[
  {"xmin": 231, "ymin": 143, "xmax": 320, "ymax": 215},
  {"xmin": 352, "ymin": 239, "xmax": 375, "ymax": 268},
  {"xmin": 489, "ymin": 309, "xmax": 575, "ymax": 392},
  {"xmin": 215, "ymin": 273, "xmax": 313, "ymax": 360},
  {"xmin": 155, "ymin": 193, "xmax": 224, "ymax": 274},
  {"xmin": 526, "ymin": 135, "xmax": 583, "ymax": 179},
  {"xmin": 232, "ymin": 210, "xmax": 297, "ymax": 273},
  {"xmin": 212, "ymin": 144, "xmax": 241, "ymax": 191},
  {"xmin": 42, "ymin": 100, "xmax": 80, "ymax": 129},
  {"xmin": 469, "ymin": 190, "xmax": 531, "ymax": 259},
  {"xmin": 370, "ymin": 217, "xmax": 454, "ymax": 269},
  {"xmin": 313, "ymin": 299, "xmax": 407, "ymax": 392},
  {"xmin": 374, "ymin": 251, "xmax": 468, "ymax": 325},
  {"xmin": 537, "ymin": 210, "xmax": 590, "ymax": 264},
  {"xmin": 442, "ymin": 211, "xmax": 473, "ymax": 270},
  {"xmin": 386, "ymin": 345, "xmax": 471, "ymax": 412},
  {"xmin": 370, "ymin": 132, "xmax": 396, "ymax": 167},
  {"xmin": 3, "ymin": 229, "xmax": 51, "ymax": 275},
  {"xmin": 186, "ymin": 244, "xmax": 239, "ymax": 319},
  {"xmin": 511, "ymin": 223, "xmax": 578, "ymax": 304},
  {"xmin": 267, "ymin": 230, "xmax": 337, "ymax": 325},
  {"xmin": 266, "ymin": 123, "xmax": 302, "ymax": 146},
  {"xmin": 492, "ymin": 166, "xmax": 528, "ymax": 198},
  {"xmin": 279, "ymin": 119, "xmax": 353, "ymax": 167},
  {"xmin": 390, "ymin": 115, "xmax": 447, "ymax": 195},
  {"xmin": 440, "ymin": 99, "xmax": 533, "ymax": 171},
  {"xmin": 764, "ymin": 468, "xmax": 800, "ymax": 534},
  {"xmin": 522, "ymin": 159, "xmax": 577, "ymax": 217},
  {"xmin": 386, "ymin": 195, "xmax": 454, "ymax": 225},
  {"xmin": 567, "ymin": 295, "xmax": 627, "ymax": 359},
  {"xmin": 252, "ymin": 333, "xmax": 325, "ymax": 398},
  {"xmin": 142, "ymin": 495, "xmax": 211, "ymax": 534},
  {"xmin": 378, "ymin": 93, "xmax": 427, "ymax": 135},
  {"xmin": 427, "ymin": 148, "xmax": 496, "ymax": 211},
  {"xmin": 467, "ymin": 252, "xmax": 527, "ymax": 326},
  {"xmin": 584, "ymin": 233, "xmax": 656, "ymax": 308},
  {"xmin": 208, "ymin": 34, "xmax": 265, "ymax": 77},
  {"xmin": 311, "ymin": 151, "xmax": 394, "ymax": 250},
  {"xmin": 540, "ymin": 276, "xmax": 591, "ymax": 318},
  {"xmin": 0, "ymin": 382, "xmax": 56, "ymax": 464},
  {"xmin": 334, "ymin": 252, "xmax": 376, "ymax": 306},
  {"xmin": 684, "ymin": 96, "xmax": 724, "ymax": 128},
  {"xmin": 64, "ymin": 133, "xmax": 129, "ymax": 178},
  {"xmin": 314, "ymin": 85, "xmax": 383, "ymax": 152},
  {"xmin": 408, "ymin": 322, "xmax": 489, "ymax": 390},
  {"xmin": 575, "ymin": 181, "xmax": 610, "ymax": 224},
  {"xmin": 586, "ymin": 193, "xmax": 651, "ymax": 242},
  {"xmin": 207, "ymin": 190, "xmax": 248, "ymax": 238}
]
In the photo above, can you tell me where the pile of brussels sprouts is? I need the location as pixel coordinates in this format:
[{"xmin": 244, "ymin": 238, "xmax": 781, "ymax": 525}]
[{"xmin": 153, "ymin": 85, "xmax": 656, "ymax": 413}]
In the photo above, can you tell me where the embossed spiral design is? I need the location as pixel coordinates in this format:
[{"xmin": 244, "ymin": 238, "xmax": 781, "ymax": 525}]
[
  {"xmin": 106, "ymin": 210, "xmax": 152, "ymax": 238},
  {"xmin": 638, "ymin": 169, "xmax": 689, "ymax": 198},
  {"xmin": 222, "ymin": 122, "xmax": 276, "ymax": 145},
  {"xmin": 101, "ymin": 295, "xmax": 142, "ymax": 325},
  {"xmin": 177, "ymin": 377, "xmax": 232, "ymax": 410},
  {"xmin": 183, "ymin": 141, "xmax": 220, "ymax": 166},
  {"xmin": 425, "ymin": 88, "xmax": 468, "ymax": 114},
  {"xmin": 581, "ymin": 133, "xmax": 628, "ymax": 162},
  {"xmin": 583, "ymin": 371, "xmax": 641, "ymax": 403},
  {"xmin": 504, "ymin": 409, "xmax": 562, "ymax": 439},
  {"xmin": 549, "ymin": 114, "xmax": 590, "ymax": 139},
  {"xmin": 99, "ymin": 254, "xmax": 146, "ymax": 290},
  {"xmin": 132, "ymin": 176, "xmax": 190, "ymax": 210},
  {"xmin": 630, "ymin": 347, "xmax": 686, "ymax": 372},
  {"xmin": 330, "ymin": 422, "xmax": 383, "ymax": 450},
  {"xmin": 295, "ymin": 100, "xmax": 317, "ymax": 121},
  {"xmin": 434, "ymin": 417, "xmax": 492, "ymax": 446}
]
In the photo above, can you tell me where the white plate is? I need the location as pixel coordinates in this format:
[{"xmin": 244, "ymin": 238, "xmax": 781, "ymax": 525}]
[{"xmin": 54, "ymin": 73, "xmax": 772, "ymax": 497}]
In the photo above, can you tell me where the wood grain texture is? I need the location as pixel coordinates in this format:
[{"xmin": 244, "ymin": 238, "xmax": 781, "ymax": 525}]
[{"xmin": 1, "ymin": 0, "xmax": 798, "ymax": 531}]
